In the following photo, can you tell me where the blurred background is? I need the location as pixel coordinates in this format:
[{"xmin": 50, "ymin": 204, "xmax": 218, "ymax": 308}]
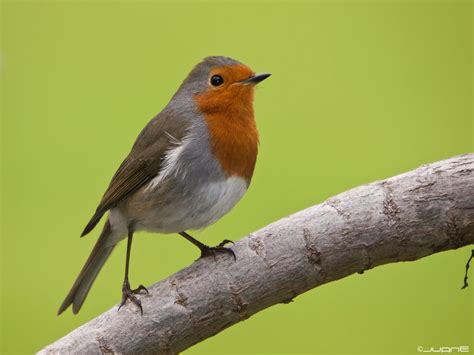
[{"xmin": 1, "ymin": 0, "xmax": 472, "ymax": 353}]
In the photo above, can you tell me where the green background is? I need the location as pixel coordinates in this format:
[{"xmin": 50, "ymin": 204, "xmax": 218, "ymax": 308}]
[{"xmin": 1, "ymin": 0, "xmax": 473, "ymax": 354}]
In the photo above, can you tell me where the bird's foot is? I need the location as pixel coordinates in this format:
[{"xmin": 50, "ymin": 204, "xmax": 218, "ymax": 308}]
[
  {"xmin": 118, "ymin": 281, "xmax": 149, "ymax": 315},
  {"xmin": 199, "ymin": 239, "xmax": 236, "ymax": 261}
]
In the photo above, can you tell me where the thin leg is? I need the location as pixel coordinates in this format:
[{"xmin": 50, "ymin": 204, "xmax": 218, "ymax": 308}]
[
  {"xmin": 461, "ymin": 249, "xmax": 474, "ymax": 289},
  {"xmin": 124, "ymin": 229, "xmax": 133, "ymax": 283},
  {"xmin": 118, "ymin": 229, "xmax": 149, "ymax": 315},
  {"xmin": 179, "ymin": 231, "xmax": 236, "ymax": 261}
]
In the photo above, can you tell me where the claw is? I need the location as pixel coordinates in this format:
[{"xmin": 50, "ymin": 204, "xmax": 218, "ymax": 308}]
[
  {"xmin": 216, "ymin": 239, "xmax": 234, "ymax": 247},
  {"xmin": 133, "ymin": 284, "xmax": 149, "ymax": 295},
  {"xmin": 199, "ymin": 240, "xmax": 236, "ymax": 261},
  {"xmin": 118, "ymin": 281, "xmax": 147, "ymax": 315}
]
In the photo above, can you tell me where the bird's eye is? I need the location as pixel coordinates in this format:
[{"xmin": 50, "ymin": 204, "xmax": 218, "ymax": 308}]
[{"xmin": 210, "ymin": 75, "xmax": 224, "ymax": 87}]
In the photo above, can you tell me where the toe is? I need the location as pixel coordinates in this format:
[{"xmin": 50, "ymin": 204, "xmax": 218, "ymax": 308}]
[
  {"xmin": 217, "ymin": 239, "xmax": 234, "ymax": 247},
  {"xmin": 118, "ymin": 283, "xmax": 146, "ymax": 315},
  {"xmin": 133, "ymin": 284, "xmax": 149, "ymax": 295},
  {"xmin": 130, "ymin": 296, "xmax": 143, "ymax": 316},
  {"xmin": 222, "ymin": 247, "xmax": 236, "ymax": 261},
  {"xmin": 199, "ymin": 245, "xmax": 236, "ymax": 261}
]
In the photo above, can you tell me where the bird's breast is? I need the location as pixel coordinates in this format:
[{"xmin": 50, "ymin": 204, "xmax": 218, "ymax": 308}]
[{"xmin": 195, "ymin": 91, "xmax": 259, "ymax": 183}]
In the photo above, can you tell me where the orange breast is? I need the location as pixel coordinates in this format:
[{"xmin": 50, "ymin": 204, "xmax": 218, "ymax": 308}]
[{"xmin": 194, "ymin": 84, "xmax": 259, "ymax": 183}]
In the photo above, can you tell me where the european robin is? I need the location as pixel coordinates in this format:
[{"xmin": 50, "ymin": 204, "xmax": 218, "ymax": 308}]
[{"xmin": 58, "ymin": 56, "xmax": 271, "ymax": 315}]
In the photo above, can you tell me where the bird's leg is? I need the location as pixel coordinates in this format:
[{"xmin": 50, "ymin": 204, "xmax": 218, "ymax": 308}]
[
  {"xmin": 118, "ymin": 229, "xmax": 149, "ymax": 315},
  {"xmin": 179, "ymin": 231, "xmax": 236, "ymax": 261}
]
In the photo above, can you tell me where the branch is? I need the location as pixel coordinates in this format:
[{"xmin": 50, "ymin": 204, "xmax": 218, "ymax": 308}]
[{"xmin": 39, "ymin": 154, "xmax": 474, "ymax": 354}]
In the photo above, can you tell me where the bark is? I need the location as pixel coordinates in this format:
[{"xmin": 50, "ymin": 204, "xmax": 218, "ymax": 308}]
[{"xmin": 39, "ymin": 154, "xmax": 474, "ymax": 354}]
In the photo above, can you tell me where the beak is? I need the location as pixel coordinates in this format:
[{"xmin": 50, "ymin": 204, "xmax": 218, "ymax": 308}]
[{"xmin": 240, "ymin": 73, "xmax": 272, "ymax": 85}]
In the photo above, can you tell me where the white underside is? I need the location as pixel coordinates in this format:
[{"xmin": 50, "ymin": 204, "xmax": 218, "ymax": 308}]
[
  {"xmin": 187, "ymin": 176, "xmax": 248, "ymax": 229},
  {"xmin": 106, "ymin": 131, "xmax": 249, "ymax": 244},
  {"xmin": 108, "ymin": 175, "xmax": 248, "ymax": 244}
]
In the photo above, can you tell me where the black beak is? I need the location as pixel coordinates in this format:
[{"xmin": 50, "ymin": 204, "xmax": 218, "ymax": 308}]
[{"xmin": 240, "ymin": 73, "xmax": 271, "ymax": 85}]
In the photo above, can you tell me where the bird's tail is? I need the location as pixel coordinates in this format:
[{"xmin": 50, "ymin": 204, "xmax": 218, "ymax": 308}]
[{"xmin": 58, "ymin": 219, "xmax": 116, "ymax": 315}]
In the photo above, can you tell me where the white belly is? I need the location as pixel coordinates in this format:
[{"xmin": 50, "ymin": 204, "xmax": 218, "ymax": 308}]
[
  {"xmin": 187, "ymin": 176, "xmax": 248, "ymax": 230},
  {"xmin": 112, "ymin": 175, "xmax": 249, "ymax": 235}
]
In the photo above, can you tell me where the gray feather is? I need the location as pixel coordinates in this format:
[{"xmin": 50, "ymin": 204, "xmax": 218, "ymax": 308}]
[{"xmin": 58, "ymin": 220, "xmax": 116, "ymax": 315}]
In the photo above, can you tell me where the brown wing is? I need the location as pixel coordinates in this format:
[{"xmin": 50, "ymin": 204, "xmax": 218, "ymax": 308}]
[{"xmin": 81, "ymin": 113, "xmax": 188, "ymax": 237}]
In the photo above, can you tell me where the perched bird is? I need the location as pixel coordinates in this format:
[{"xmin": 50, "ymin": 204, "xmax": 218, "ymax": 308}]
[{"xmin": 58, "ymin": 56, "xmax": 271, "ymax": 315}]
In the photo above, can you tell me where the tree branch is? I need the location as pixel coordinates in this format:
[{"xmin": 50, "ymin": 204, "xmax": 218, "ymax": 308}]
[{"xmin": 39, "ymin": 154, "xmax": 474, "ymax": 354}]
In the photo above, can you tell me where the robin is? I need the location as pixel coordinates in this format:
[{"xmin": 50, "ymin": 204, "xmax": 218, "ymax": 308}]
[{"xmin": 58, "ymin": 56, "xmax": 271, "ymax": 315}]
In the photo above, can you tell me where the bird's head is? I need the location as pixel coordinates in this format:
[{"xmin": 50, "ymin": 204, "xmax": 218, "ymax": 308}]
[{"xmin": 177, "ymin": 56, "xmax": 271, "ymax": 115}]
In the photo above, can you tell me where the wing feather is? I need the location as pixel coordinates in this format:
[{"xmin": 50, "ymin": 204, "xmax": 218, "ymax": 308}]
[{"xmin": 81, "ymin": 113, "xmax": 188, "ymax": 237}]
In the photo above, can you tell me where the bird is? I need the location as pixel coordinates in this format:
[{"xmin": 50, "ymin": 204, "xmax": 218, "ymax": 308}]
[{"xmin": 58, "ymin": 56, "xmax": 271, "ymax": 315}]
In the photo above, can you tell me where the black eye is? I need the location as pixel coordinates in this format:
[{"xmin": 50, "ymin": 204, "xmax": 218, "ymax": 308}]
[{"xmin": 210, "ymin": 75, "xmax": 224, "ymax": 86}]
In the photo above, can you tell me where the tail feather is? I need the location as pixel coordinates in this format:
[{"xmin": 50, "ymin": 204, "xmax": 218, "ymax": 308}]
[
  {"xmin": 58, "ymin": 220, "xmax": 115, "ymax": 315},
  {"xmin": 81, "ymin": 209, "xmax": 105, "ymax": 237}
]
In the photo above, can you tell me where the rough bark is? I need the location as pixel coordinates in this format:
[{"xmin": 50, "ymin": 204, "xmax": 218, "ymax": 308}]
[{"xmin": 39, "ymin": 154, "xmax": 474, "ymax": 354}]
